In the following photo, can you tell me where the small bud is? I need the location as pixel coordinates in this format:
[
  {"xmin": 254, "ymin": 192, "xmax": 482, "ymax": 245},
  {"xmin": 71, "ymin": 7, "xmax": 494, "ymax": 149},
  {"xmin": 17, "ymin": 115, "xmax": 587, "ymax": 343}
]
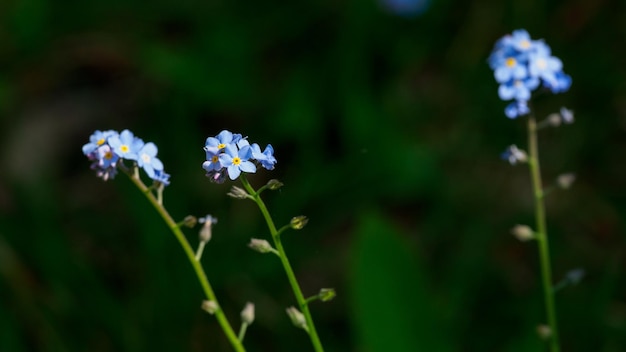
[
  {"xmin": 560, "ymin": 107, "xmax": 574, "ymax": 124},
  {"xmin": 546, "ymin": 113, "xmax": 561, "ymax": 127},
  {"xmin": 319, "ymin": 288, "xmax": 336, "ymax": 302},
  {"xmin": 511, "ymin": 224, "xmax": 535, "ymax": 242},
  {"xmin": 290, "ymin": 216, "xmax": 309, "ymax": 230},
  {"xmin": 182, "ymin": 215, "xmax": 197, "ymax": 228},
  {"xmin": 227, "ymin": 186, "xmax": 250, "ymax": 199},
  {"xmin": 199, "ymin": 215, "xmax": 217, "ymax": 243},
  {"xmin": 536, "ymin": 324, "xmax": 552, "ymax": 339},
  {"xmin": 267, "ymin": 179, "xmax": 284, "ymax": 190},
  {"xmin": 556, "ymin": 173, "xmax": 576, "ymax": 189},
  {"xmin": 201, "ymin": 300, "xmax": 219, "ymax": 314},
  {"xmin": 285, "ymin": 306, "xmax": 308, "ymax": 332},
  {"xmin": 248, "ymin": 238, "xmax": 275, "ymax": 254},
  {"xmin": 565, "ymin": 268, "xmax": 585, "ymax": 285},
  {"xmin": 501, "ymin": 145, "xmax": 527, "ymax": 165},
  {"xmin": 240, "ymin": 302, "xmax": 255, "ymax": 325}
]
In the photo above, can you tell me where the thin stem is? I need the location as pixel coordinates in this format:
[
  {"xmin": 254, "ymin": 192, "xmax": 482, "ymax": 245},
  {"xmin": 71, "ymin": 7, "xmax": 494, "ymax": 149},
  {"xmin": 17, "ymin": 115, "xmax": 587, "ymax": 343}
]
[
  {"xmin": 195, "ymin": 241, "xmax": 207, "ymax": 261},
  {"xmin": 527, "ymin": 116, "xmax": 560, "ymax": 352},
  {"xmin": 125, "ymin": 172, "xmax": 245, "ymax": 352},
  {"xmin": 240, "ymin": 176, "xmax": 324, "ymax": 352},
  {"xmin": 238, "ymin": 322, "xmax": 249, "ymax": 342}
]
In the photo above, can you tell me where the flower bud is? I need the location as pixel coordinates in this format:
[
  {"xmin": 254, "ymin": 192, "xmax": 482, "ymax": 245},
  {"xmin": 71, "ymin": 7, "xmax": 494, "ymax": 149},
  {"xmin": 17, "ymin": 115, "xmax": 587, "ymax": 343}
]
[
  {"xmin": 248, "ymin": 238, "xmax": 275, "ymax": 254},
  {"xmin": 501, "ymin": 145, "xmax": 527, "ymax": 165},
  {"xmin": 290, "ymin": 216, "xmax": 309, "ymax": 230},
  {"xmin": 546, "ymin": 113, "xmax": 561, "ymax": 127},
  {"xmin": 560, "ymin": 107, "xmax": 574, "ymax": 124},
  {"xmin": 536, "ymin": 324, "xmax": 552, "ymax": 339},
  {"xmin": 285, "ymin": 306, "xmax": 308, "ymax": 332},
  {"xmin": 227, "ymin": 186, "xmax": 250, "ymax": 199},
  {"xmin": 318, "ymin": 288, "xmax": 336, "ymax": 302},
  {"xmin": 511, "ymin": 224, "xmax": 535, "ymax": 242},
  {"xmin": 201, "ymin": 300, "xmax": 219, "ymax": 314},
  {"xmin": 182, "ymin": 215, "xmax": 197, "ymax": 228},
  {"xmin": 266, "ymin": 179, "xmax": 284, "ymax": 190},
  {"xmin": 199, "ymin": 215, "xmax": 217, "ymax": 243},
  {"xmin": 565, "ymin": 268, "xmax": 585, "ymax": 285},
  {"xmin": 240, "ymin": 302, "xmax": 255, "ymax": 325},
  {"xmin": 556, "ymin": 173, "xmax": 576, "ymax": 189}
]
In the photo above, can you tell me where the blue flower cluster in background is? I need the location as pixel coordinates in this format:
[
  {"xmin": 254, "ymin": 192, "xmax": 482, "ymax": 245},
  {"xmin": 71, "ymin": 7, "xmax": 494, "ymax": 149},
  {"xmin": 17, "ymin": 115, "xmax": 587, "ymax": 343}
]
[
  {"xmin": 203, "ymin": 130, "xmax": 277, "ymax": 183},
  {"xmin": 379, "ymin": 0, "xmax": 430, "ymax": 17},
  {"xmin": 488, "ymin": 29, "xmax": 572, "ymax": 118},
  {"xmin": 83, "ymin": 129, "xmax": 170, "ymax": 185}
]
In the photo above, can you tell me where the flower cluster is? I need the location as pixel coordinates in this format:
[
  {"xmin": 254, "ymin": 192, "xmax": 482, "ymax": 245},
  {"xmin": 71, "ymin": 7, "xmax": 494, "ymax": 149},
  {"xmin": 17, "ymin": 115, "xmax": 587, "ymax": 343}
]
[
  {"xmin": 82, "ymin": 129, "xmax": 170, "ymax": 185},
  {"xmin": 488, "ymin": 29, "xmax": 572, "ymax": 118},
  {"xmin": 202, "ymin": 130, "xmax": 276, "ymax": 183}
]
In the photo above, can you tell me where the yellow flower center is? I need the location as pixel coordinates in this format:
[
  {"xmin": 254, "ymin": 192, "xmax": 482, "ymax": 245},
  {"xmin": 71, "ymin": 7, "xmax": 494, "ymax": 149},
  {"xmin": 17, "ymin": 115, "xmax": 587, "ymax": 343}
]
[
  {"xmin": 120, "ymin": 145, "xmax": 129, "ymax": 153},
  {"xmin": 506, "ymin": 57, "xmax": 516, "ymax": 67},
  {"xmin": 97, "ymin": 138, "xmax": 106, "ymax": 146},
  {"xmin": 232, "ymin": 157, "xmax": 241, "ymax": 166},
  {"xmin": 104, "ymin": 151, "xmax": 114, "ymax": 160},
  {"xmin": 212, "ymin": 155, "xmax": 219, "ymax": 163},
  {"xmin": 217, "ymin": 143, "xmax": 226, "ymax": 149}
]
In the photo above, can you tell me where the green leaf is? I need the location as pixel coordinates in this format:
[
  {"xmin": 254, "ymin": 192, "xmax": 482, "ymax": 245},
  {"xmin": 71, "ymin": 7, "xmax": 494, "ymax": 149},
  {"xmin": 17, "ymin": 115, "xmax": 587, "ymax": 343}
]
[{"xmin": 350, "ymin": 209, "xmax": 452, "ymax": 351}]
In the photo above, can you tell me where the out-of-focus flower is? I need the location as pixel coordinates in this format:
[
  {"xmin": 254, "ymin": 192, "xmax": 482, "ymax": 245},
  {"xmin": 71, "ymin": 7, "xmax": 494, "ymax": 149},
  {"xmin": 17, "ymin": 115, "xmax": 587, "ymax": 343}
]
[
  {"xmin": 501, "ymin": 145, "xmax": 528, "ymax": 165},
  {"xmin": 488, "ymin": 29, "xmax": 571, "ymax": 118}
]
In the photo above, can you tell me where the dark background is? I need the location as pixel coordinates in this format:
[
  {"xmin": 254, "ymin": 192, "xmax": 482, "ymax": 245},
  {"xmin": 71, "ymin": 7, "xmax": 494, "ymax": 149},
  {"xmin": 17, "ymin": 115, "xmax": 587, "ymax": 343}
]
[{"xmin": 1, "ymin": 0, "xmax": 625, "ymax": 351}]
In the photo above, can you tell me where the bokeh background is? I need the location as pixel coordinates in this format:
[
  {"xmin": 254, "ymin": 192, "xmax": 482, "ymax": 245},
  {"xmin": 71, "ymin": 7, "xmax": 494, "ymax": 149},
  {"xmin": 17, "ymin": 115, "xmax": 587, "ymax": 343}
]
[{"xmin": 1, "ymin": 0, "xmax": 625, "ymax": 351}]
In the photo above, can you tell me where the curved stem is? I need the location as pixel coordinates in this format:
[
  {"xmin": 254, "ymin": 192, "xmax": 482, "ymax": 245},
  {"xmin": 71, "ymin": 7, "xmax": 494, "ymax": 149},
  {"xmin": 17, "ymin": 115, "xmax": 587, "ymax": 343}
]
[
  {"xmin": 125, "ymin": 172, "xmax": 245, "ymax": 352},
  {"xmin": 240, "ymin": 176, "xmax": 324, "ymax": 352},
  {"xmin": 527, "ymin": 117, "xmax": 560, "ymax": 352}
]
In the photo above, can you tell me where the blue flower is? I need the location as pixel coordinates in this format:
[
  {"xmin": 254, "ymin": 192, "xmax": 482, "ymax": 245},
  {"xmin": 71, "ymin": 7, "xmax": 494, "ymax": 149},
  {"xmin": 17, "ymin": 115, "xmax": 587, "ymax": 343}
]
[
  {"xmin": 84, "ymin": 129, "xmax": 169, "ymax": 186},
  {"xmin": 504, "ymin": 100, "xmax": 530, "ymax": 119},
  {"xmin": 82, "ymin": 130, "xmax": 118, "ymax": 155},
  {"xmin": 379, "ymin": 0, "xmax": 429, "ymax": 17},
  {"xmin": 137, "ymin": 142, "xmax": 164, "ymax": 178},
  {"xmin": 89, "ymin": 144, "xmax": 120, "ymax": 180},
  {"xmin": 489, "ymin": 29, "xmax": 571, "ymax": 117},
  {"xmin": 108, "ymin": 129, "xmax": 144, "ymax": 161},
  {"xmin": 152, "ymin": 169, "xmax": 171, "ymax": 186},
  {"xmin": 528, "ymin": 43, "xmax": 564, "ymax": 86},
  {"xmin": 501, "ymin": 145, "xmax": 527, "ymax": 165},
  {"xmin": 498, "ymin": 77, "xmax": 540, "ymax": 101},
  {"xmin": 204, "ymin": 130, "xmax": 240, "ymax": 155},
  {"xmin": 250, "ymin": 143, "xmax": 277, "ymax": 170},
  {"xmin": 508, "ymin": 29, "xmax": 536, "ymax": 53},
  {"xmin": 219, "ymin": 144, "xmax": 257, "ymax": 180},
  {"xmin": 544, "ymin": 71, "xmax": 572, "ymax": 93}
]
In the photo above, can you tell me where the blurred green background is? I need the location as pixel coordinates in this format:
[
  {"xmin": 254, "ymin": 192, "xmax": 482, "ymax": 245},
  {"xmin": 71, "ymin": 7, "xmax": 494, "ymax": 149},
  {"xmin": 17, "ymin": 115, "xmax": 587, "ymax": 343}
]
[{"xmin": 1, "ymin": 0, "xmax": 625, "ymax": 351}]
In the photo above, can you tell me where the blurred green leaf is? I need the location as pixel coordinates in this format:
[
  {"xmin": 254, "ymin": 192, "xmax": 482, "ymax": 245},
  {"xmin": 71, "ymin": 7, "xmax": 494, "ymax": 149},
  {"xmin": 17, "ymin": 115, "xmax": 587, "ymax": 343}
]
[{"xmin": 350, "ymin": 209, "xmax": 452, "ymax": 351}]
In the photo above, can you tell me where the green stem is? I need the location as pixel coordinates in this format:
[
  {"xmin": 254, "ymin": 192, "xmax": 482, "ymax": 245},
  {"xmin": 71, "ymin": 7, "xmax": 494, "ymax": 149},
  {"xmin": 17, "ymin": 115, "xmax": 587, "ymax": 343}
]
[
  {"xmin": 240, "ymin": 176, "xmax": 324, "ymax": 352},
  {"xmin": 527, "ymin": 117, "xmax": 560, "ymax": 352},
  {"xmin": 125, "ymin": 172, "xmax": 245, "ymax": 352}
]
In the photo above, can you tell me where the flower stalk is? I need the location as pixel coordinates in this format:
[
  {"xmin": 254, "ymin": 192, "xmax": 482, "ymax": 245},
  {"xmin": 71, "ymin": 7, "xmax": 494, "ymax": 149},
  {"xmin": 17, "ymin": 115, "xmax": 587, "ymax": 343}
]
[
  {"xmin": 527, "ymin": 116, "xmax": 560, "ymax": 352},
  {"xmin": 239, "ymin": 175, "xmax": 324, "ymax": 352},
  {"xmin": 125, "ymin": 171, "xmax": 245, "ymax": 352}
]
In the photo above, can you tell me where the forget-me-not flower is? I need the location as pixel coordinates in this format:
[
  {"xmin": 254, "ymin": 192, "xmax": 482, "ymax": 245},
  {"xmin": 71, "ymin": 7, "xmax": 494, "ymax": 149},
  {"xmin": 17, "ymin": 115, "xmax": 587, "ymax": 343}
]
[
  {"xmin": 202, "ymin": 130, "xmax": 276, "ymax": 182},
  {"xmin": 108, "ymin": 129, "xmax": 144, "ymax": 161},
  {"xmin": 219, "ymin": 144, "xmax": 256, "ymax": 180},
  {"xmin": 137, "ymin": 142, "xmax": 164, "ymax": 178},
  {"xmin": 84, "ymin": 129, "xmax": 170, "ymax": 185},
  {"xmin": 489, "ymin": 29, "xmax": 571, "ymax": 118}
]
